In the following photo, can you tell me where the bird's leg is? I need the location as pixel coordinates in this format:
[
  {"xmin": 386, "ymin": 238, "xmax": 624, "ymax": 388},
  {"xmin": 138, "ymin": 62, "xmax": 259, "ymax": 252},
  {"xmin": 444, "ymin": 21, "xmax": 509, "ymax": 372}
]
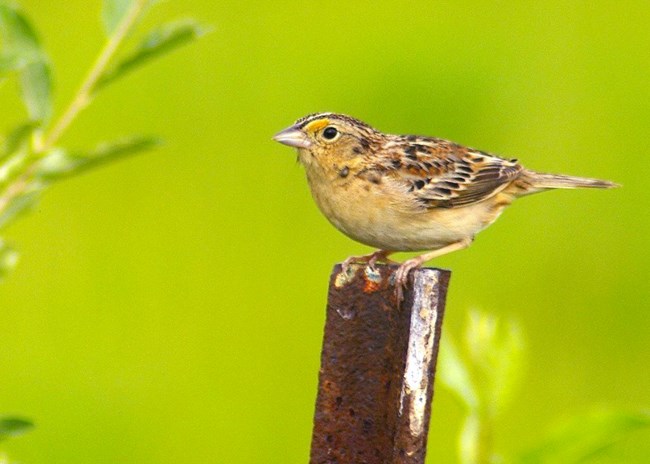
[
  {"xmin": 394, "ymin": 238, "xmax": 472, "ymax": 302},
  {"xmin": 341, "ymin": 250, "xmax": 396, "ymax": 274}
]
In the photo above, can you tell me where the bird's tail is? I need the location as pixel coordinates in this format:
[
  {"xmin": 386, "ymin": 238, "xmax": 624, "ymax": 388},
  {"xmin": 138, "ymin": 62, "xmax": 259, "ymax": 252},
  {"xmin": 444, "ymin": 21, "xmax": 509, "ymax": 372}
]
[{"xmin": 521, "ymin": 169, "xmax": 619, "ymax": 192}]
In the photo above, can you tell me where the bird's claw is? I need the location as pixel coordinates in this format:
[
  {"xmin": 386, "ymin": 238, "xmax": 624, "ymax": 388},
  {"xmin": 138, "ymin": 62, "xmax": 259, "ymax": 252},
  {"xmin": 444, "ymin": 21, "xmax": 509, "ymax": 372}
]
[
  {"xmin": 341, "ymin": 256, "xmax": 357, "ymax": 275},
  {"xmin": 341, "ymin": 250, "xmax": 395, "ymax": 274},
  {"xmin": 394, "ymin": 257, "xmax": 424, "ymax": 304}
]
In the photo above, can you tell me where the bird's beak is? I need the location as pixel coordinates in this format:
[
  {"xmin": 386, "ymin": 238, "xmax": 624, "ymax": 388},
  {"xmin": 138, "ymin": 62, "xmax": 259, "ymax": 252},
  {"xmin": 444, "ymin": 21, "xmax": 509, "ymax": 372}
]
[{"xmin": 272, "ymin": 125, "xmax": 312, "ymax": 149}]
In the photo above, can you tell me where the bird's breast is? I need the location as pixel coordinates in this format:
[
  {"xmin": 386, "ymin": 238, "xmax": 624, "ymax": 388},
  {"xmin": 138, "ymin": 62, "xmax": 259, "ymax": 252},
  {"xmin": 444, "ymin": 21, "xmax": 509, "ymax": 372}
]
[{"xmin": 304, "ymin": 168, "xmax": 512, "ymax": 251}]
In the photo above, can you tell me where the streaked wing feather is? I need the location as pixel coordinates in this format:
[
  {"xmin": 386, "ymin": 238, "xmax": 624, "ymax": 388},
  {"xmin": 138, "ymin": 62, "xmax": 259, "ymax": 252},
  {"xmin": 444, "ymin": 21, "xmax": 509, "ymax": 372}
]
[{"xmin": 378, "ymin": 137, "xmax": 523, "ymax": 208}]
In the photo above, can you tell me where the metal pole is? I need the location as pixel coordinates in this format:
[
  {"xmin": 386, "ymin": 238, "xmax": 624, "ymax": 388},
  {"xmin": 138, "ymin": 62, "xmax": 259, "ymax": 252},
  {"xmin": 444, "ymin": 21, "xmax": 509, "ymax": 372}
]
[{"xmin": 310, "ymin": 263, "xmax": 451, "ymax": 464}]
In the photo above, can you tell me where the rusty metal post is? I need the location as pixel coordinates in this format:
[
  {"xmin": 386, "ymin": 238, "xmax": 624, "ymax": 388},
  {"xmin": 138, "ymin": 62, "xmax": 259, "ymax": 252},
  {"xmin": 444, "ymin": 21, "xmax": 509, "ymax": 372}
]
[{"xmin": 310, "ymin": 263, "xmax": 451, "ymax": 464}]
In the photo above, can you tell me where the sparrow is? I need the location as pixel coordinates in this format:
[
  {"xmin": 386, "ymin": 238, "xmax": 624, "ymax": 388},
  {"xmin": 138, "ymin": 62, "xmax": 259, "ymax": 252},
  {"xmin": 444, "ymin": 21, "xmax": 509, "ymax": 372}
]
[{"xmin": 273, "ymin": 112, "xmax": 618, "ymax": 300}]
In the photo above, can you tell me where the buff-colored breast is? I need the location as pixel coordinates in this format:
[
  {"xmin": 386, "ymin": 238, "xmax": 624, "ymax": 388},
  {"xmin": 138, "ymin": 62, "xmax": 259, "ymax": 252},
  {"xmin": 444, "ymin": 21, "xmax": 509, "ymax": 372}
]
[{"xmin": 304, "ymin": 164, "xmax": 515, "ymax": 252}]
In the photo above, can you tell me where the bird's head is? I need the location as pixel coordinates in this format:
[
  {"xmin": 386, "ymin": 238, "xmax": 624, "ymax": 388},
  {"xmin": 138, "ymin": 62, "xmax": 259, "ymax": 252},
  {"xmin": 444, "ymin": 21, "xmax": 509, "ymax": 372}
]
[{"xmin": 273, "ymin": 113, "xmax": 380, "ymax": 169}]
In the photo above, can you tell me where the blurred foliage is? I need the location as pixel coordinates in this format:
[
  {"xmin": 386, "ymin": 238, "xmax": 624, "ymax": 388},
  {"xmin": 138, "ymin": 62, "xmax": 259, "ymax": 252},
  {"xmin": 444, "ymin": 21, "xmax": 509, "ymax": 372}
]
[
  {"xmin": 440, "ymin": 312, "xmax": 650, "ymax": 463},
  {"xmin": 0, "ymin": 0, "xmax": 203, "ymax": 457},
  {"xmin": 0, "ymin": 0, "xmax": 204, "ymax": 279},
  {"xmin": 440, "ymin": 310, "xmax": 525, "ymax": 463},
  {"xmin": 519, "ymin": 409, "xmax": 650, "ymax": 464},
  {"xmin": 0, "ymin": 417, "xmax": 32, "ymax": 442},
  {"xmin": 0, "ymin": 0, "xmax": 648, "ymax": 463}
]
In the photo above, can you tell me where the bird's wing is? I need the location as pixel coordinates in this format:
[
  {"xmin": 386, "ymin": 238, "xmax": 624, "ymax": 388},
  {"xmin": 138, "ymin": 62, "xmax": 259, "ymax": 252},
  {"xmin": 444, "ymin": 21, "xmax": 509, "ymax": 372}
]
[{"xmin": 371, "ymin": 136, "xmax": 523, "ymax": 208}]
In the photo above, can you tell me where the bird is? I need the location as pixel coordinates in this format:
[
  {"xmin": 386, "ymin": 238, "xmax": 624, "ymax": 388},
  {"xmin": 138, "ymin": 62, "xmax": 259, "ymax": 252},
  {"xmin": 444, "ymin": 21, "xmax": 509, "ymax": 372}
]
[{"xmin": 273, "ymin": 112, "xmax": 618, "ymax": 300}]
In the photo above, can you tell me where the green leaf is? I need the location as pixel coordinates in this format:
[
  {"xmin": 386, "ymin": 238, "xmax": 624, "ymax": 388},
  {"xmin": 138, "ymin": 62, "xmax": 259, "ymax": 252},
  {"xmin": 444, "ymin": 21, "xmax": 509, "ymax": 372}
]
[
  {"xmin": 0, "ymin": 238, "xmax": 19, "ymax": 280},
  {"xmin": 19, "ymin": 59, "xmax": 52, "ymax": 122},
  {"xmin": 0, "ymin": 152, "xmax": 28, "ymax": 191},
  {"xmin": 101, "ymin": 0, "xmax": 134, "ymax": 35},
  {"xmin": 37, "ymin": 136, "xmax": 161, "ymax": 180},
  {"xmin": 0, "ymin": 3, "xmax": 53, "ymax": 122},
  {"xmin": 96, "ymin": 19, "xmax": 207, "ymax": 90},
  {"xmin": 0, "ymin": 3, "xmax": 39, "ymax": 51},
  {"xmin": 438, "ymin": 335, "xmax": 479, "ymax": 411},
  {"xmin": 0, "ymin": 416, "xmax": 33, "ymax": 440},
  {"xmin": 519, "ymin": 410, "xmax": 650, "ymax": 464},
  {"xmin": 458, "ymin": 414, "xmax": 480, "ymax": 464},
  {"xmin": 0, "ymin": 185, "xmax": 41, "ymax": 230},
  {"xmin": 0, "ymin": 51, "xmax": 36, "ymax": 74},
  {"xmin": 0, "ymin": 123, "xmax": 36, "ymax": 195},
  {"xmin": 1, "ymin": 121, "xmax": 38, "ymax": 161},
  {"xmin": 464, "ymin": 310, "xmax": 525, "ymax": 417}
]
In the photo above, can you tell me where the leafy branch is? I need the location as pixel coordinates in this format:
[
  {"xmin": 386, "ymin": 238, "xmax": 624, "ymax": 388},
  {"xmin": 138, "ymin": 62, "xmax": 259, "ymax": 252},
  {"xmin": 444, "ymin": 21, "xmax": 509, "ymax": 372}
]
[
  {"xmin": 0, "ymin": 0, "xmax": 206, "ymax": 280},
  {"xmin": 39, "ymin": 0, "xmax": 147, "ymax": 151}
]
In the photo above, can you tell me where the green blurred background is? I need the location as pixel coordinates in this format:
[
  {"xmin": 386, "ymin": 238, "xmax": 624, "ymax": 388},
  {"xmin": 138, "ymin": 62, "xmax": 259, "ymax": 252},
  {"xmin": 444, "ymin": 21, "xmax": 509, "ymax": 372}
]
[{"xmin": 1, "ymin": 1, "xmax": 648, "ymax": 462}]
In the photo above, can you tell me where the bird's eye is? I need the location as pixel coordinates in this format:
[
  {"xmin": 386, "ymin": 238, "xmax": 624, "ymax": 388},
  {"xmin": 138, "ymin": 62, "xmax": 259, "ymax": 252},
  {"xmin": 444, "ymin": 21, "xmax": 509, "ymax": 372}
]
[{"xmin": 322, "ymin": 126, "xmax": 338, "ymax": 140}]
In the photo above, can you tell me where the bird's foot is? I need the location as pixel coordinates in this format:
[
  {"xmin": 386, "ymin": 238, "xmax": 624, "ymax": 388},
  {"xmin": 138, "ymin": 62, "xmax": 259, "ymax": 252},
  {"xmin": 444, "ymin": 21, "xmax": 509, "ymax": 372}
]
[
  {"xmin": 394, "ymin": 256, "xmax": 427, "ymax": 304},
  {"xmin": 393, "ymin": 238, "xmax": 473, "ymax": 303},
  {"xmin": 341, "ymin": 250, "xmax": 396, "ymax": 275}
]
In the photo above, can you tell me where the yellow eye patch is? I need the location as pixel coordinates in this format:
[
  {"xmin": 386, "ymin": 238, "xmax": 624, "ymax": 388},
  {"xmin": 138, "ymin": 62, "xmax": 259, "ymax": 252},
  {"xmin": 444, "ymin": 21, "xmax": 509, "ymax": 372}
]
[{"xmin": 304, "ymin": 119, "xmax": 329, "ymax": 133}]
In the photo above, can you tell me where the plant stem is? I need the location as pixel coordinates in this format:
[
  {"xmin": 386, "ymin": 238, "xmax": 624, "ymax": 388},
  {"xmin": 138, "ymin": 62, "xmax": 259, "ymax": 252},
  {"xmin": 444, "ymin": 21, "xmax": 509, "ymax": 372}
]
[
  {"xmin": 476, "ymin": 411, "xmax": 493, "ymax": 464},
  {"xmin": 37, "ymin": 0, "xmax": 146, "ymax": 153},
  {"xmin": 0, "ymin": 1, "xmax": 146, "ymax": 216},
  {"xmin": 0, "ymin": 178, "xmax": 26, "ymax": 213}
]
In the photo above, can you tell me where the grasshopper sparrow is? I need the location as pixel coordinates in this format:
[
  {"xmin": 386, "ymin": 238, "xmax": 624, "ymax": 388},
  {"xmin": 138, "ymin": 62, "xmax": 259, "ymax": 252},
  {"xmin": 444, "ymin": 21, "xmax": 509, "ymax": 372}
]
[{"xmin": 273, "ymin": 112, "xmax": 617, "ymax": 299}]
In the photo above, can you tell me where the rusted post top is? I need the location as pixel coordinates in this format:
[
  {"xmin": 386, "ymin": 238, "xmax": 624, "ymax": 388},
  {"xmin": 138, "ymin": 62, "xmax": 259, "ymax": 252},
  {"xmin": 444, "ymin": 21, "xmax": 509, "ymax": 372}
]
[{"xmin": 310, "ymin": 263, "xmax": 451, "ymax": 464}]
